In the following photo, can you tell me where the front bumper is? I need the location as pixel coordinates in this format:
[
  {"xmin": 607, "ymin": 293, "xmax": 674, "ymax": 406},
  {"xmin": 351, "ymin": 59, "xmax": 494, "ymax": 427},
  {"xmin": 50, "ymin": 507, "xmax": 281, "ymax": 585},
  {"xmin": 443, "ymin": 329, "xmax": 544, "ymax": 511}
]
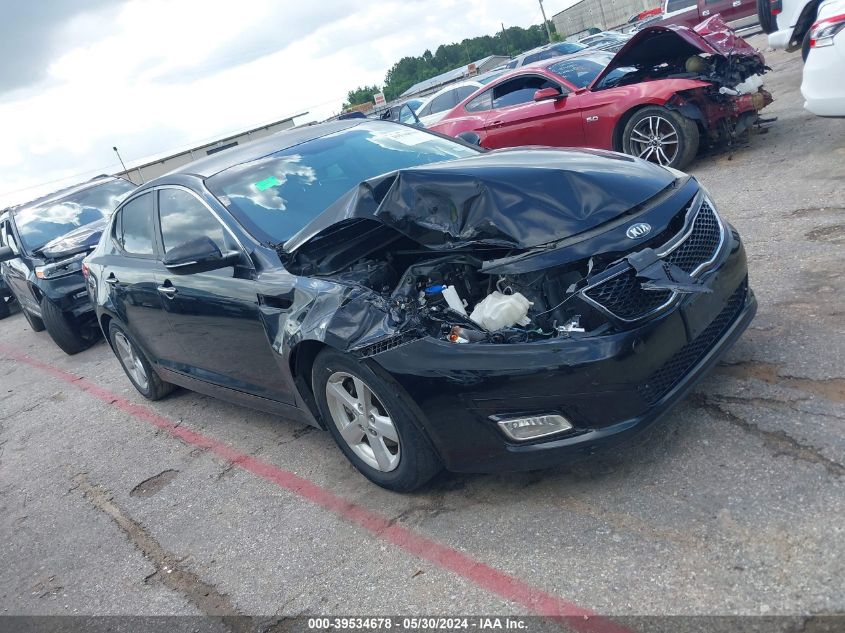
[
  {"xmin": 39, "ymin": 273, "xmax": 96, "ymax": 319},
  {"xmin": 768, "ymin": 28, "xmax": 796, "ymax": 50},
  {"xmin": 373, "ymin": 227, "xmax": 754, "ymax": 473}
]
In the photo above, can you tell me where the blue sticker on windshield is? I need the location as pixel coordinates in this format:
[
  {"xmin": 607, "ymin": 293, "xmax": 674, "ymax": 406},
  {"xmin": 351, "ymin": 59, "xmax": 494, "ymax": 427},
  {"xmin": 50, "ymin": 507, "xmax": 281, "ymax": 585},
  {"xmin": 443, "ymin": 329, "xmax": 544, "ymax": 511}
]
[{"xmin": 254, "ymin": 176, "xmax": 281, "ymax": 191}]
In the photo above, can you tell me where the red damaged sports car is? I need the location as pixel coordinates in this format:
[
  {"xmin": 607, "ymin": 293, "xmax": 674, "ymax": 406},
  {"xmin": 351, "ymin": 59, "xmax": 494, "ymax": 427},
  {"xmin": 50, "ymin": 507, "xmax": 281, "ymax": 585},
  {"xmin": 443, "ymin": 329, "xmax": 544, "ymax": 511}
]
[{"xmin": 429, "ymin": 17, "xmax": 773, "ymax": 169}]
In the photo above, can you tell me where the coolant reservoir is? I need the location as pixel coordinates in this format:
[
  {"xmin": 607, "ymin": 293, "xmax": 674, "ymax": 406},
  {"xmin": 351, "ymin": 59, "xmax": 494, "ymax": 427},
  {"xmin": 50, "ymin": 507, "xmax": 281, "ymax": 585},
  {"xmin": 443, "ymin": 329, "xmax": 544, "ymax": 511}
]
[{"xmin": 470, "ymin": 291, "xmax": 532, "ymax": 332}]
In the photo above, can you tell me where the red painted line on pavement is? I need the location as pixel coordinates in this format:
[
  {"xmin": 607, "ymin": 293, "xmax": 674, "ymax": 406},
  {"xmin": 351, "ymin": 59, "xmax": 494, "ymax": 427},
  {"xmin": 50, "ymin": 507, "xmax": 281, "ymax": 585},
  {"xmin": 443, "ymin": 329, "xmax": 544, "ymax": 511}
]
[{"xmin": 1, "ymin": 344, "xmax": 635, "ymax": 633}]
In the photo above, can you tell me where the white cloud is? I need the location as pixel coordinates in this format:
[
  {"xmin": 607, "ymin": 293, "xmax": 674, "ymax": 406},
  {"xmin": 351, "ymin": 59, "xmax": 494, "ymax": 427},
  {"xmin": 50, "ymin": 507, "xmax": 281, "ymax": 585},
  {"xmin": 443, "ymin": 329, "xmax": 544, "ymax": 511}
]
[{"xmin": 0, "ymin": 0, "xmax": 577, "ymax": 208}]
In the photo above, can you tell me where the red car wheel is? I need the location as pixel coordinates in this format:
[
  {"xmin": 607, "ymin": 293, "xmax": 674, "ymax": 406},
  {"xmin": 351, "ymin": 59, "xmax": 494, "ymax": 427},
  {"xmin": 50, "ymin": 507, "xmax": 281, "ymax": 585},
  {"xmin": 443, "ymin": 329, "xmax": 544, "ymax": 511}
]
[{"xmin": 623, "ymin": 107, "xmax": 699, "ymax": 170}]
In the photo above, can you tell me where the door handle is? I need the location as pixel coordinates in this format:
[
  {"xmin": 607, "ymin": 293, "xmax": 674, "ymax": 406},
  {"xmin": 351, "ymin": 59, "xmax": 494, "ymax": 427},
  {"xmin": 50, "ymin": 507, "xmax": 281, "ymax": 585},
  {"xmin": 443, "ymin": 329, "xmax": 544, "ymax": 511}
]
[
  {"xmin": 490, "ymin": 120, "xmax": 504, "ymax": 127},
  {"xmin": 105, "ymin": 274, "xmax": 119, "ymax": 286},
  {"xmin": 732, "ymin": 0, "xmax": 741, "ymax": 5},
  {"xmin": 157, "ymin": 285, "xmax": 177, "ymax": 298}
]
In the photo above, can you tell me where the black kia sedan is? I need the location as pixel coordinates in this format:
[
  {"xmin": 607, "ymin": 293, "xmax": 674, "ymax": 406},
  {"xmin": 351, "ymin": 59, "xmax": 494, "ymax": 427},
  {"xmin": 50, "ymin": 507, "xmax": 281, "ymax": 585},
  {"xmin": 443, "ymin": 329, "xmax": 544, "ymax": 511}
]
[
  {"xmin": 0, "ymin": 177, "xmax": 136, "ymax": 353},
  {"xmin": 85, "ymin": 120, "xmax": 755, "ymax": 491}
]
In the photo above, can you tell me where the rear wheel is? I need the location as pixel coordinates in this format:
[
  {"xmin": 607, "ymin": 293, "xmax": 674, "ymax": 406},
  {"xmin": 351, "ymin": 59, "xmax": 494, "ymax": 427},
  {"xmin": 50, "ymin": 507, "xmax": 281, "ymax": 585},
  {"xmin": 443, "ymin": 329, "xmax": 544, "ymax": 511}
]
[
  {"xmin": 313, "ymin": 348, "xmax": 442, "ymax": 492},
  {"xmin": 622, "ymin": 106, "xmax": 699, "ymax": 170},
  {"xmin": 22, "ymin": 306, "xmax": 46, "ymax": 332},
  {"xmin": 0, "ymin": 298, "xmax": 10, "ymax": 320},
  {"xmin": 757, "ymin": 0, "xmax": 776, "ymax": 34},
  {"xmin": 108, "ymin": 321, "xmax": 175, "ymax": 400},
  {"xmin": 40, "ymin": 297, "xmax": 96, "ymax": 355}
]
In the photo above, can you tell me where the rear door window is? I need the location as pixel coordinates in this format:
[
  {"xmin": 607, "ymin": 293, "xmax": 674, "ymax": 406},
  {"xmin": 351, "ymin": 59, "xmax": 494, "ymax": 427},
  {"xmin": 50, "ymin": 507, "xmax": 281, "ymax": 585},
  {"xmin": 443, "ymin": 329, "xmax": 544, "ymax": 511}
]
[
  {"xmin": 667, "ymin": 0, "xmax": 696, "ymax": 10},
  {"xmin": 428, "ymin": 91, "xmax": 457, "ymax": 115}
]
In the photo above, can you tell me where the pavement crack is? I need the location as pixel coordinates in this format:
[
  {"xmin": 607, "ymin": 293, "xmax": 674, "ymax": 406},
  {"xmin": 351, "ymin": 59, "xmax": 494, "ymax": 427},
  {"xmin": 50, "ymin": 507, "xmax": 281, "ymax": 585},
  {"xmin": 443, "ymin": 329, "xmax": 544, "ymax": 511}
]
[
  {"xmin": 71, "ymin": 473, "xmax": 254, "ymax": 632},
  {"xmin": 716, "ymin": 361, "xmax": 845, "ymax": 404},
  {"xmin": 708, "ymin": 393, "xmax": 845, "ymax": 421},
  {"xmin": 689, "ymin": 395, "xmax": 845, "ymax": 477}
]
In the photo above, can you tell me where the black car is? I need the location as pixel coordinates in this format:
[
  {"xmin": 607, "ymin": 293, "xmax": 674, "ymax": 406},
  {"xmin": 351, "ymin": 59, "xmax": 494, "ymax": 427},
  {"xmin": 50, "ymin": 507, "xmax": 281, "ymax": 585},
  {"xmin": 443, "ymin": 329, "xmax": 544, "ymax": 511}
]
[
  {"xmin": 85, "ymin": 120, "xmax": 755, "ymax": 491},
  {"xmin": 0, "ymin": 177, "xmax": 136, "ymax": 354}
]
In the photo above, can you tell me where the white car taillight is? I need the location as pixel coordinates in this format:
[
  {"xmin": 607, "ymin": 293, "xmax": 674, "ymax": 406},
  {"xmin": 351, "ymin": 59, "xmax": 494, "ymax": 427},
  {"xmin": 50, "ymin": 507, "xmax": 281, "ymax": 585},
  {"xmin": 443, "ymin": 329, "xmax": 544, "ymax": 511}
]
[{"xmin": 810, "ymin": 13, "xmax": 845, "ymax": 48}]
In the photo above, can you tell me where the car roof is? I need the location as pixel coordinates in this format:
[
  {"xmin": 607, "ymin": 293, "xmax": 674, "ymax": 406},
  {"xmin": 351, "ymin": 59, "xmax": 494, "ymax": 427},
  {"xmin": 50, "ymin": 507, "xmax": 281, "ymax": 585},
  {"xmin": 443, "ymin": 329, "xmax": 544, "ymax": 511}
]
[{"xmin": 165, "ymin": 119, "xmax": 362, "ymax": 179}]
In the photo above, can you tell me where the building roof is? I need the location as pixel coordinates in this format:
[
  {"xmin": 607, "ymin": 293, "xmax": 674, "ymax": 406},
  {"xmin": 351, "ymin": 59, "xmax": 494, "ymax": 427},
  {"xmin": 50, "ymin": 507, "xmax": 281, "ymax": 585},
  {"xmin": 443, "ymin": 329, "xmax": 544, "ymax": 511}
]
[
  {"xmin": 121, "ymin": 112, "xmax": 308, "ymax": 172},
  {"xmin": 399, "ymin": 55, "xmax": 508, "ymax": 98}
]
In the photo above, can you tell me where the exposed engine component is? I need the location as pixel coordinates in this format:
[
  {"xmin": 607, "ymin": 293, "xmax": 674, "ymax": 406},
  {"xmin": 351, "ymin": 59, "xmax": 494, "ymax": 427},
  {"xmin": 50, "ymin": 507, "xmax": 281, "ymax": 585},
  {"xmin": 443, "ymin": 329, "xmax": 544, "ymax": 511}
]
[{"xmin": 469, "ymin": 291, "xmax": 532, "ymax": 332}]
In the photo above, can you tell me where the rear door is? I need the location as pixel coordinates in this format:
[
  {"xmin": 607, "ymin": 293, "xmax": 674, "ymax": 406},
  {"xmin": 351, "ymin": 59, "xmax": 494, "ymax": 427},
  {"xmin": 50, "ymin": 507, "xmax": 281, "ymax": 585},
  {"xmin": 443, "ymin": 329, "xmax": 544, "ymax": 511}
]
[
  {"xmin": 154, "ymin": 187, "xmax": 294, "ymax": 403},
  {"xmin": 662, "ymin": 0, "xmax": 700, "ymax": 25},
  {"xmin": 100, "ymin": 192, "xmax": 172, "ymax": 362},
  {"xmin": 481, "ymin": 74, "xmax": 586, "ymax": 149},
  {"xmin": 699, "ymin": 0, "xmax": 755, "ymax": 22}
]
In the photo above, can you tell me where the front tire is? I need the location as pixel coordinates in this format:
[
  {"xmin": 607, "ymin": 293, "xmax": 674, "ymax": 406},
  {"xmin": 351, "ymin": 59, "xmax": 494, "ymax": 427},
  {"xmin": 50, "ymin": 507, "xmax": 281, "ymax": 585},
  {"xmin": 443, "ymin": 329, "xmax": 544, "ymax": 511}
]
[
  {"xmin": 40, "ymin": 297, "xmax": 96, "ymax": 355},
  {"xmin": 108, "ymin": 321, "xmax": 175, "ymax": 400},
  {"xmin": 313, "ymin": 348, "xmax": 442, "ymax": 492},
  {"xmin": 622, "ymin": 106, "xmax": 699, "ymax": 170},
  {"xmin": 0, "ymin": 298, "xmax": 10, "ymax": 320}
]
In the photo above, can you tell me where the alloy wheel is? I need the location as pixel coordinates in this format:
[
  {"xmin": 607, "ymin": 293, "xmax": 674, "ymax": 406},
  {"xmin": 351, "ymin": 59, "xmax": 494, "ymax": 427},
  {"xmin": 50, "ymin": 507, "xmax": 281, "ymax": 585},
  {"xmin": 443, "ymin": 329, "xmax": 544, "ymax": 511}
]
[
  {"xmin": 325, "ymin": 371, "xmax": 401, "ymax": 472},
  {"xmin": 629, "ymin": 115, "xmax": 680, "ymax": 166},
  {"xmin": 114, "ymin": 331, "xmax": 149, "ymax": 391}
]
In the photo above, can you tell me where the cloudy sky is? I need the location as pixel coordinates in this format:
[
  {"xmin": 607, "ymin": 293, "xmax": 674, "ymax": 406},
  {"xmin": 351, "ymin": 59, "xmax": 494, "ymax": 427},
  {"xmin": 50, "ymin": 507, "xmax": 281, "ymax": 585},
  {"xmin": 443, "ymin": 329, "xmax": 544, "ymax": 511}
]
[{"xmin": 0, "ymin": 0, "xmax": 578, "ymax": 208}]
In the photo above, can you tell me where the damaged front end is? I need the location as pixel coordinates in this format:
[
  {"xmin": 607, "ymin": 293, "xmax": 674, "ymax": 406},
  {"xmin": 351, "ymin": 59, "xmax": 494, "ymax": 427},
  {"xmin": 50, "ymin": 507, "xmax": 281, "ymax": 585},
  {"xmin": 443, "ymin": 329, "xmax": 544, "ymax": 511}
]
[
  {"xmin": 595, "ymin": 16, "xmax": 774, "ymax": 142},
  {"xmin": 279, "ymin": 151, "xmax": 755, "ymax": 468},
  {"xmin": 283, "ymin": 150, "xmax": 736, "ymax": 351}
]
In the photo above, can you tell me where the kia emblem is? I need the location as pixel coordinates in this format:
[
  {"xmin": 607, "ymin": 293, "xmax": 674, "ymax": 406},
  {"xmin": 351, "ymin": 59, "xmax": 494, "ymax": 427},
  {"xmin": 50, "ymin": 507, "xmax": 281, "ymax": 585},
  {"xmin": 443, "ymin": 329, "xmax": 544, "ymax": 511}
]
[{"xmin": 626, "ymin": 223, "xmax": 652, "ymax": 239}]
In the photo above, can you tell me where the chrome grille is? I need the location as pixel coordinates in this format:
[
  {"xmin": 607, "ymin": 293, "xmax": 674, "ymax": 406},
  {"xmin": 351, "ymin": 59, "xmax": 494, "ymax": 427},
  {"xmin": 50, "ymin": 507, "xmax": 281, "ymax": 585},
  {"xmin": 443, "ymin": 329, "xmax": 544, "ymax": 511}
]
[
  {"xmin": 583, "ymin": 198, "xmax": 724, "ymax": 322},
  {"xmin": 662, "ymin": 200, "xmax": 721, "ymax": 274}
]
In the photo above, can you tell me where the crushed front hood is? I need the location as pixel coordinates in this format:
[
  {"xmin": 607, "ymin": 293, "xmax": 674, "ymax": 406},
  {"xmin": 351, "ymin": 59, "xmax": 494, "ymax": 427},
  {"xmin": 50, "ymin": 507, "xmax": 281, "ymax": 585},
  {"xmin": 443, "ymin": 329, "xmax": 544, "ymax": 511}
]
[
  {"xmin": 39, "ymin": 218, "xmax": 107, "ymax": 260},
  {"xmin": 590, "ymin": 15, "xmax": 765, "ymax": 89},
  {"xmin": 285, "ymin": 147, "xmax": 675, "ymax": 254}
]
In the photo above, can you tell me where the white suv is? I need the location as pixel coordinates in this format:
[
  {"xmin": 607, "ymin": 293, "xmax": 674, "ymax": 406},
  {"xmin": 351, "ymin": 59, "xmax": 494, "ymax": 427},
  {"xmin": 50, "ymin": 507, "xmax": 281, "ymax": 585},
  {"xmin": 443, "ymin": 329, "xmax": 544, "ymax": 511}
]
[{"xmin": 759, "ymin": 0, "xmax": 822, "ymax": 58}]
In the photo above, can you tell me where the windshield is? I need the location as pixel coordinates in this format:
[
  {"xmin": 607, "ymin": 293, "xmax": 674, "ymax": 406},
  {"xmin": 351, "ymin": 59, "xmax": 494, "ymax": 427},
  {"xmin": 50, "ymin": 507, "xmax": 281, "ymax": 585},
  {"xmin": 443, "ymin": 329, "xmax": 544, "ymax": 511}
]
[
  {"xmin": 206, "ymin": 122, "xmax": 480, "ymax": 243},
  {"xmin": 546, "ymin": 52, "xmax": 631, "ymax": 89},
  {"xmin": 15, "ymin": 179, "xmax": 135, "ymax": 253}
]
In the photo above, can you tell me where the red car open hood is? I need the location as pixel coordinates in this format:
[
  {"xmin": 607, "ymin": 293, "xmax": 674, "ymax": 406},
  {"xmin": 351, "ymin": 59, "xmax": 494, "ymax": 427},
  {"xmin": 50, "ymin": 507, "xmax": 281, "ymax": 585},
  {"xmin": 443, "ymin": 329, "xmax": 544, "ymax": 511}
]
[{"xmin": 590, "ymin": 15, "xmax": 764, "ymax": 90}]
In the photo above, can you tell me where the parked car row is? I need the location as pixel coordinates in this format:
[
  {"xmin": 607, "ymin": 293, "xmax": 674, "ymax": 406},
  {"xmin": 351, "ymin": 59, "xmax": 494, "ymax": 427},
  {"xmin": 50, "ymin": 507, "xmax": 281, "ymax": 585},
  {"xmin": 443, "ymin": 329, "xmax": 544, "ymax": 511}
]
[
  {"xmin": 2, "ymin": 19, "xmax": 769, "ymax": 492},
  {"xmin": 0, "ymin": 117, "xmax": 754, "ymax": 491},
  {"xmin": 427, "ymin": 17, "xmax": 773, "ymax": 170}
]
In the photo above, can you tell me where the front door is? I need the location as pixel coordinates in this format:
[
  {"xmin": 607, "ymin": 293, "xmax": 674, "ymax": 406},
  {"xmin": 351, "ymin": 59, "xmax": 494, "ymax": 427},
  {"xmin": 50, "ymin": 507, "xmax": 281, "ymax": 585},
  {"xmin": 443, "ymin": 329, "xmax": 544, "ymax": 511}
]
[
  {"xmin": 154, "ymin": 187, "xmax": 294, "ymax": 403},
  {"xmin": 482, "ymin": 74, "xmax": 586, "ymax": 149}
]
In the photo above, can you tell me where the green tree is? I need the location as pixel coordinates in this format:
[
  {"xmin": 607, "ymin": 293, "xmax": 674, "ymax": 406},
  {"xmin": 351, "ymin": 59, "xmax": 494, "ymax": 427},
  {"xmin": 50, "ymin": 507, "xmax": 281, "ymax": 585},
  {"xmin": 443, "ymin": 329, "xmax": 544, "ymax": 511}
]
[
  {"xmin": 348, "ymin": 22, "xmax": 556, "ymax": 105},
  {"xmin": 342, "ymin": 84, "xmax": 381, "ymax": 110}
]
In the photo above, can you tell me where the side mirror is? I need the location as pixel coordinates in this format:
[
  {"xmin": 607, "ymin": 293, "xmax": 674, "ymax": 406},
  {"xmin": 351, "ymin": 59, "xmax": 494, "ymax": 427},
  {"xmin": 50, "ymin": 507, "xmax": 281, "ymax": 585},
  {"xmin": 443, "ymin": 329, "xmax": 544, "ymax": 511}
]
[
  {"xmin": 163, "ymin": 236, "xmax": 240, "ymax": 275},
  {"xmin": 457, "ymin": 131, "xmax": 482, "ymax": 146},
  {"xmin": 0, "ymin": 245, "xmax": 15, "ymax": 263},
  {"xmin": 534, "ymin": 87, "xmax": 565, "ymax": 101}
]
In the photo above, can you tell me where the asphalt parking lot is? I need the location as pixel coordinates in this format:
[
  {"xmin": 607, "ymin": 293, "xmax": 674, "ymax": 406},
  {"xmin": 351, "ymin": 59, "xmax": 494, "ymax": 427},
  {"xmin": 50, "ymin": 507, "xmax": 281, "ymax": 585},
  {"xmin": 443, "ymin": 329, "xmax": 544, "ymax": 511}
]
[{"xmin": 1, "ymin": 34, "xmax": 843, "ymax": 631}]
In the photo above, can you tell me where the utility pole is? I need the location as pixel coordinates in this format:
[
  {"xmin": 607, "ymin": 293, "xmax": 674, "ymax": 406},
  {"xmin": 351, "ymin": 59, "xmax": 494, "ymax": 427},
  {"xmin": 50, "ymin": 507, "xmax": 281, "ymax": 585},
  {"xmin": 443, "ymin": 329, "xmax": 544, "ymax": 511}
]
[
  {"xmin": 501, "ymin": 22, "xmax": 513, "ymax": 57},
  {"xmin": 538, "ymin": 0, "xmax": 553, "ymax": 43}
]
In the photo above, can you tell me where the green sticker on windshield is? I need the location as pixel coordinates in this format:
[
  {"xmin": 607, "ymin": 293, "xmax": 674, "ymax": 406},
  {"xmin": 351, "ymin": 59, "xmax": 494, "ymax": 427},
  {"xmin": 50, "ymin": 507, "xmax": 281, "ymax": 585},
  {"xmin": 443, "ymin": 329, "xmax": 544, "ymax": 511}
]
[{"xmin": 254, "ymin": 176, "xmax": 281, "ymax": 191}]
